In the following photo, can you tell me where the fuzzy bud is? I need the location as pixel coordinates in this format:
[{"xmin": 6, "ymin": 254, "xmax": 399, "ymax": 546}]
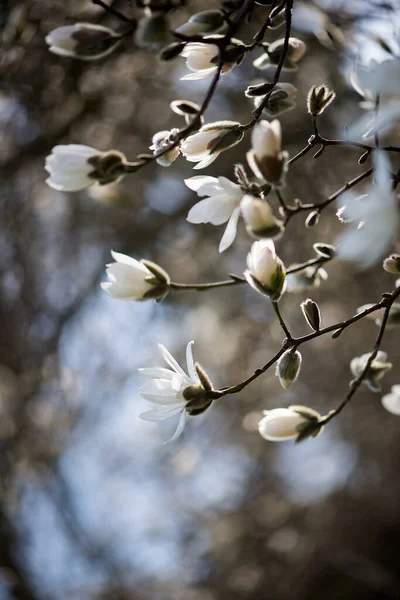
[
  {"xmin": 276, "ymin": 349, "xmax": 302, "ymax": 389},
  {"xmin": 307, "ymin": 85, "xmax": 336, "ymax": 116},
  {"xmin": 301, "ymin": 298, "xmax": 321, "ymax": 331},
  {"xmin": 383, "ymin": 254, "xmax": 400, "ymax": 274}
]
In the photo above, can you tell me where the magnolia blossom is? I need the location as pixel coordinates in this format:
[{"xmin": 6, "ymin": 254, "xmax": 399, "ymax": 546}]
[
  {"xmin": 350, "ymin": 58, "xmax": 400, "ymax": 108},
  {"xmin": 45, "ymin": 145, "xmax": 102, "ymax": 191},
  {"xmin": 336, "ymin": 151, "xmax": 399, "ymax": 269},
  {"xmin": 381, "ymin": 385, "xmax": 400, "ymax": 415},
  {"xmin": 181, "ymin": 121, "xmax": 243, "ymax": 169},
  {"xmin": 149, "ymin": 129, "xmax": 180, "ymax": 167},
  {"xmin": 101, "ymin": 251, "xmax": 170, "ymax": 301},
  {"xmin": 350, "ymin": 350, "xmax": 392, "ymax": 392},
  {"xmin": 258, "ymin": 406, "xmax": 323, "ymax": 442},
  {"xmin": 247, "ymin": 120, "xmax": 287, "ymax": 185},
  {"xmin": 46, "ymin": 23, "xmax": 121, "ymax": 60},
  {"xmin": 245, "ymin": 239, "xmax": 286, "ymax": 300},
  {"xmin": 240, "ymin": 194, "xmax": 284, "ymax": 240},
  {"xmin": 253, "ymin": 37, "xmax": 306, "ymax": 71},
  {"xmin": 185, "ymin": 175, "xmax": 244, "ymax": 252},
  {"xmin": 139, "ymin": 341, "xmax": 212, "ymax": 442}
]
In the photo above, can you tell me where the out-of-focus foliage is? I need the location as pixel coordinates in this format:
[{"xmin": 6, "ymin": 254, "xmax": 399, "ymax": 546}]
[{"xmin": 1, "ymin": 1, "xmax": 400, "ymax": 599}]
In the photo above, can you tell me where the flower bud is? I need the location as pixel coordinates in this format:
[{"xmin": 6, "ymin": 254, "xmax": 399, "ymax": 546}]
[
  {"xmin": 252, "ymin": 83, "xmax": 297, "ymax": 118},
  {"xmin": 258, "ymin": 405, "xmax": 323, "ymax": 442},
  {"xmin": 276, "ymin": 349, "xmax": 302, "ymax": 389},
  {"xmin": 350, "ymin": 350, "xmax": 392, "ymax": 392},
  {"xmin": 46, "ymin": 23, "xmax": 122, "ymax": 60},
  {"xmin": 174, "ymin": 10, "xmax": 226, "ymax": 37},
  {"xmin": 245, "ymin": 239, "xmax": 286, "ymax": 301},
  {"xmin": 383, "ymin": 254, "xmax": 400, "ymax": 274},
  {"xmin": 247, "ymin": 120, "xmax": 288, "ymax": 186},
  {"xmin": 149, "ymin": 129, "xmax": 180, "ymax": 167},
  {"xmin": 307, "ymin": 85, "xmax": 336, "ymax": 116},
  {"xmin": 254, "ymin": 38, "xmax": 306, "ymax": 71},
  {"xmin": 301, "ymin": 299, "xmax": 321, "ymax": 331},
  {"xmin": 240, "ymin": 195, "xmax": 284, "ymax": 240},
  {"xmin": 181, "ymin": 121, "xmax": 244, "ymax": 169},
  {"xmin": 158, "ymin": 41, "xmax": 186, "ymax": 61}
]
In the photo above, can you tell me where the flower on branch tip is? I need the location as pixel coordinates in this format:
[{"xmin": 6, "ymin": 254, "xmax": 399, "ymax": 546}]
[
  {"xmin": 139, "ymin": 341, "xmax": 213, "ymax": 442},
  {"xmin": 286, "ymin": 265, "xmax": 328, "ymax": 293},
  {"xmin": 45, "ymin": 145, "xmax": 127, "ymax": 191},
  {"xmin": 245, "ymin": 239, "xmax": 286, "ymax": 301},
  {"xmin": 381, "ymin": 385, "xmax": 400, "ymax": 415},
  {"xmin": 307, "ymin": 85, "xmax": 336, "ymax": 116},
  {"xmin": 253, "ymin": 37, "xmax": 306, "ymax": 71},
  {"xmin": 258, "ymin": 406, "xmax": 323, "ymax": 443},
  {"xmin": 181, "ymin": 121, "xmax": 244, "ymax": 170},
  {"xmin": 336, "ymin": 151, "xmax": 399, "ymax": 269},
  {"xmin": 247, "ymin": 120, "xmax": 288, "ymax": 186},
  {"xmin": 101, "ymin": 251, "xmax": 170, "ymax": 302},
  {"xmin": 350, "ymin": 350, "xmax": 392, "ymax": 392},
  {"xmin": 46, "ymin": 23, "xmax": 122, "ymax": 60},
  {"xmin": 149, "ymin": 129, "xmax": 180, "ymax": 167},
  {"xmin": 240, "ymin": 194, "xmax": 284, "ymax": 241},
  {"xmin": 174, "ymin": 10, "xmax": 227, "ymax": 37},
  {"xmin": 185, "ymin": 175, "xmax": 244, "ymax": 252},
  {"xmin": 251, "ymin": 83, "xmax": 297, "ymax": 118},
  {"xmin": 276, "ymin": 350, "xmax": 302, "ymax": 389},
  {"xmin": 180, "ymin": 37, "xmax": 245, "ymax": 81}
]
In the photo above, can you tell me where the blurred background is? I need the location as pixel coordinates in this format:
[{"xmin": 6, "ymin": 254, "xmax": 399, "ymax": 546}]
[{"xmin": 1, "ymin": 0, "xmax": 400, "ymax": 598}]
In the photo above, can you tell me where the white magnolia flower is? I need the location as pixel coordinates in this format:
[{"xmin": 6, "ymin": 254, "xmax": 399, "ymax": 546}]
[
  {"xmin": 139, "ymin": 341, "xmax": 212, "ymax": 442},
  {"xmin": 181, "ymin": 121, "xmax": 243, "ymax": 169},
  {"xmin": 258, "ymin": 406, "xmax": 323, "ymax": 442},
  {"xmin": 45, "ymin": 145, "xmax": 101, "ymax": 191},
  {"xmin": 381, "ymin": 385, "xmax": 400, "ymax": 415},
  {"xmin": 350, "ymin": 58, "xmax": 400, "ymax": 108},
  {"xmin": 149, "ymin": 129, "xmax": 180, "ymax": 167},
  {"xmin": 336, "ymin": 151, "xmax": 399, "ymax": 269},
  {"xmin": 101, "ymin": 251, "xmax": 170, "ymax": 301},
  {"xmin": 240, "ymin": 194, "xmax": 284, "ymax": 240},
  {"xmin": 247, "ymin": 120, "xmax": 287, "ymax": 185},
  {"xmin": 46, "ymin": 23, "xmax": 121, "ymax": 60},
  {"xmin": 285, "ymin": 265, "xmax": 328, "ymax": 293},
  {"xmin": 245, "ymin": 239, "xmax": 286, "ymax": 300},
  {"xmin": 180, "ymin": 39, "xmax": 243, "ymax": 80},
  {"xmin": 45, "ymin": 145, "xmax": 127, "ymax": 191},
  {"xmin": 253, "ymin": 37, "xmax": 306, "ymax": 71},
  {"xmin": 350, "ymin": 350, "xmax": 392, "ymax": 392},
  {"xmin": 185, "ymin": 175, "xmax": 244, "ymax": 252}
]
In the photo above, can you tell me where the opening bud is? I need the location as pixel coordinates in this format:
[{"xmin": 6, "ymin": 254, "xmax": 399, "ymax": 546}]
[{"xmin": 307, "ymin": 85, "xmax": 336, "ymax": 116}]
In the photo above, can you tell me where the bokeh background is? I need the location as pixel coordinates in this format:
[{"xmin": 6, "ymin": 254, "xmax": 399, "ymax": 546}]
[{"xmin": 1, "ymin": 1, "xmax": 400, "ymax": 598}]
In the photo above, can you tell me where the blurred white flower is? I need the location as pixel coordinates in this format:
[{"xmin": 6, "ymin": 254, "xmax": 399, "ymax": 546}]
[
  {"xmin": 174, "ymin": 10, "xmax": 226, "ymax": 37},
  {"xmin": 247, "ymin": 120, "xmax": 287, "ymax": 185},
  {"xmin": 350, "ymin": 58, "xmax": 400, "ymax": 108},
  {"xmin": 139, "ymin": 341, "xmax": 212, "ymax": 442},
  {"xmin": 240, "ymin": 194, "xmax": 284, "ymax": 240},
  {"xmin": 258, "ymin": 406, "xmax": 323, "ymax": 442},
  {"xmin": 185, "ymin": 175, "xmax": 244, "ymax": 252},
  {"xmin": 285, "ymin": 265, "xmax": 328, "ymax": 293},
  {"xmin": 149, "ymin": 129, "xmax": 180, "ymax": 167},
  {"xmin": 253, "ymin": 37, "xmax": 306, "ymax": 71},
  {"xmin": 180, "ymin": 41, "xmax": 220, "ymax": 80},
  {"xmin": 245, "ymin": 239, "xmax": 286, "ymax": 300},
  {"xmin": 350, "ymin": 350, "xmax": 392, "ymax": 392},
  {"xmin": 336, "ymin": 151, "xmax": 399, "ymax": 269},
  {"xmin": 381, "ymin": 385, "xmax": 400, "ymax": 415},
  {"xmin": 46, "ymin": 23, "xmax": 121, "ymax": 60},
  {"xmin": 45, "ymin": 145, "xmax": 102, "ymax": 191},
  {"xmin": 181, "ymin": 121, "xmax": 243, "ymax": 169},
  {"xmin": 101, "ymin": 251, "xmax": 170, "ymax": 301}
]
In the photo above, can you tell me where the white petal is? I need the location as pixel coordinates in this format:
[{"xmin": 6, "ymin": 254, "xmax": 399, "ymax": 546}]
[
  {"xmin": 219, "ymin": 207, "xmax": 240, "ymax": 252},
  {"xmin": 109, "ymin": 251, "xmax": 150, "ymax": 272},
  {"xmin": 138, "ymin": 367, "xmax": 175, "ymax": 380},
  {"xmin": 181, "ymin": 67, "xmax": 217, "ymax": 81},
  {"xmin": 184, "ymin": 176, "xmax": 221, "ymax": 196},
  {"xmin": 139, "ymin": 407, "xmax": 183, "ymax": 421},
  {"xmin": 186, "ymin": 341, "xmax": 197, "ymax": 382},
  {"xmin": 158, "ymin": 344, "xmax": 186, "ymax": 376},
  {"xmin": 193, "ymin": 152, "xmax": 220, "ymax": 170},
  {"xmin": 165, "ymin": 410, "xmax": 187, "ymax": 443}
]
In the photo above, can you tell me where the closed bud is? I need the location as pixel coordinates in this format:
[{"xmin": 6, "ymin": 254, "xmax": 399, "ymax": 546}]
[
  {"xmin": 247, "ymin": 120, "xmax": 288, "ymax": 186},
  {"xmin": 313, "ymin": 242, "xmax": 336, "ymax": 258},
  {"xmin": 245, "ymin": 81, "xmax": 274, "ymax": 97},
  {"xmin": 305, "ymin": 210, "xmax": 320, "ymax": 227},
  {"xmin": 46, "ymin": 23, "xmax": 122, "ymax": 61},
  {"xmin": 240, "ymin": 195, "xmax": 284, "ymax": 240},
  {"xmin": 158, "ymin": 41, "xmax": 186, "ymax": 60},
  {"xmin": 307, "ymin": 85, "xmax": 336, "ymax": 116},
  {"xmin": 301, "ymin": 298, "xmax": 321, "ymax": 331},
  {"xmin": 383, "ymin": 254, "xmax": 400, "ymax": 274},
  {"xmin": 245, "ymin": 239, "xmax": 286, "ymax": 301},
  {"xmin": 276, "ymin": 349, "xmax": 302, "ymax": 389},
  {"xmin": 174, "ymin": 10, "xmax": 226, "ymax": 37},
  {"xmin": 258, "ymin": 405, "xmax": 323, "ymax": 442}
]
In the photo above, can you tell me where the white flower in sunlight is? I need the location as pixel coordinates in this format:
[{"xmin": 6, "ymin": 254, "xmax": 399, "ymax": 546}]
[
  {"xmin": 46, "ymin": 23, "xmax": 121, "ymax": 60},
  {"xmin": 181, "ymin": 121, "xmax": 243, "ymax": 169},
  {"xmin": 185, "ymin": 175, "xmax": 244, "ymax": 252},
  {"xmin": 246, "ymin": 120, "xmax": 287, "ymax": 185},
  {"xmin": 350, "ymin": 350, "xmax": 392, "ymax": 392},
  {"xmin": 180, "ymin": 38, "xmax": 244, "ymax": 80},
  {"xmin": 139, "ymin": 341, "xmax": 213, "ymax": 442},
  {"xmin": 245, "ymin": 239, "xmax": 286, "ymax": 301},
  {"xmin": 101, "ymin": 251, "xmax": 170, "ymax": 301},
  {"xmin": 45, "ymin": 145, "xmax": 127, "ymax": 191},
  {"xmin": 285, "ymin": 265, "xmax": 328, "ymax": 293},
  {"xmin": 336, "ymin": 151, "xmax": 399, "ymax": 269},
  {"xmin": 253, "ymin": 37, "xmax": 306, "ymax": 71},
  {"xmin": 350, "ymin": 58, "xmax": 400, "ymax": 108},
  {"xmin": 258, "ymin": 406, "xmax": 323, "ymax": 442},
  {"xmin": 240, "ymin": 194, "xmax": 284, "ymax": 240},
  {"xmin": 382, "ymin": 385, "xmax": 400, "ymax": 415},
  {"xmin": 149, "ymin": 129, "xmax": 180, "ymax": 167}
]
